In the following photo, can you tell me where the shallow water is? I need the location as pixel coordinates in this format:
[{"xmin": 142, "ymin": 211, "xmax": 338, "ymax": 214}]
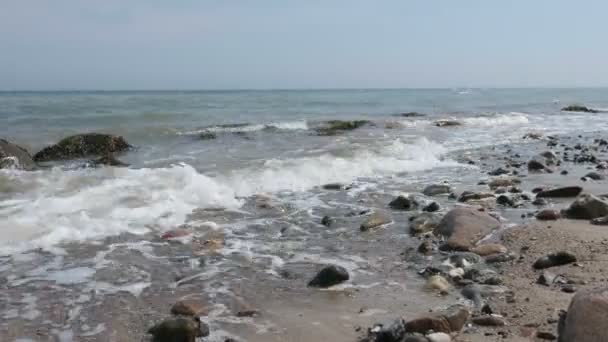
[{"xmin": 1, "ymin": 88, "xmax": 608, "ymax": 341}]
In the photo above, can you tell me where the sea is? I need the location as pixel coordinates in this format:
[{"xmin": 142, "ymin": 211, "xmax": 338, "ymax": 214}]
[{"xmin": 1, "ymin": 88, "xmax": 608, "ymax": 341}]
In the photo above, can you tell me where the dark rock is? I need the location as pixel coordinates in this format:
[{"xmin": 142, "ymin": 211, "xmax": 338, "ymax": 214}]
[
  {"xmin": 199, "ymin": 132, "xmax": 217, "ymax": 140},
  {"xmin": 537, "ymin": 271, "xmax": 557, "ymax": 286},
  {"xmin": 148, "ymin": 317, "xmax": 209, "ymax": 342},
  {"xmin": 489, "ymin": 168, "xmax": 510, "ymax": 176},
  {"xmin": 533, "ymin": 252, "xmax": 577, "ymax": 269},
  {"xmin": 315, "ymin": 120, "xmax": 370, "ymax": 136},
  {"xmin": 528, "ymin": 159, "xmax": 548, "ymax": 172},
  {"xmin": 0, "ymin": 139, "xmax": 36, "ymax": 170},
  {"xmin": 91, "ymin": 153, "xmax": 129, "ymax": 167},
  {"xmin": 434, "ymin": 120, "xmax": 461, "ymax": 127},
  {"xmin": 434, "ymin": 207, "xmax": 501, "ymax": 251},
  {"xmin": 537, "ymin": 331, "xmax": 557, "ymax": 340},
  {"xmin": 323, "ymin": 183, "xmax": 346, "ymax": 190},
  {"xmin": 559, "ymin": 288, "xmax": 608, "ymax": 341},
  {"xmin": 536, "ymin": 186, "xmax": 583, "ymax": 198},
  {"xmin": 366, "ymin": 319, "xmax": 407, "ymax": 342},
  {"xmin": 496, "ymin": 195, "xmax": 515, "ymax": 207},
  {"xmin": 418, "ymin": 241, "xmax": 434, "ymax": 254},
  {"xmin": 472, "ymin": 315, "xmax": 506, "ymax": 327},
  {"xmin": 561, "ymin": 285, "xmax": 577, "ymax": 293},
  {"xmin": 423, "ymin": 202, "xmax": 440, "ymax": 212},
  {"xmin": 171, "ymin": 299, "xmax": 208, "ymax": 317},
  {"xmin": 564, "ymin": 194, "xmax": 608, "ymax": 219},
  {"xmin": 398, "ymin": 112, "xmax": 426, "ymax": 117},
  {"xmin": 361, "ymin": 211, "xmax": 392, "ymax": 231},
  {"xmin": 33, "ymin": 133, "xmax": 131, "ymax": 162},
  {"xmin": 590, "ymin": 215, "xmax": 608, "ymax": 226},
  {"xmin": 585, "ymin": 172, "xmax": 605, "ymax": 180},
  {"xmin": 561, "ymin": 170, "xmax": 569, "ymax": 175},
  {"xmin": 389, "ymin": 195, "xmax": 415, "ymax": 210},
  {"xmin": 533, "ymin": 198, "xmax": 548, "ymax": 206},
  {"xmin": 404, "ymin": 305, "xmax": 469, "ymax": 334},
  {"xmin": 458, "ymin": 191, "xmax": 494, "ymax": 202},
  {"xmin": 536, "ymin": 209, "xmax": 561, "ymax": 221},
  {"xmin": 321, "ymin": 215, "xmax": 334, "ymax": 227},
  {"xmin": 423, "ymin": 184, "xmax": 452, "ymax": 197},
  {"xmin": 561, "ymin": 105, "xmax": 598, "ymax": 113},
  {"xmin": 308, "ymin": 265, "xmax": 349, "ymax": 288}
]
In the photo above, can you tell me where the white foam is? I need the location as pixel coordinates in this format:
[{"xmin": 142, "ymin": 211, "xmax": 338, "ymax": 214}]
[
  {"xmin": 462, "ymin": 112, "xmax": 529, "ymax": 126},
  {"xmin": 0, "ymin": 138, "xmax": 454, "ymax": 253},
  {"xmin": 177, "ymin": 120, "xmax": 308, "ymax": 135}
]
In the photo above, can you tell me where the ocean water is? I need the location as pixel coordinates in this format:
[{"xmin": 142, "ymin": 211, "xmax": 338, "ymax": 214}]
[{"xmin": 1, "ymin": 88, "xmax": 608, "ymax": 340}]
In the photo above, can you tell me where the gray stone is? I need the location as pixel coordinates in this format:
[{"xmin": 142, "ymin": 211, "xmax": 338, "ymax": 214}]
[
  {"xmin": 564, "ymin": 194, "xmax": 608, "ymax": 219},
  {"xmin": 434, "ymin": 207, "xmax": 500, "ymax": 251},
  {"xmin": 0, "ymin": 139, "xmax": 36, "ymax": 170},
  {"xmin": 423, "ymin": 184, "xmax": 452, "ymax": 197},
  {"xmin": 559, "ymin": 288, "xmax": 608, "ymax": 342}
]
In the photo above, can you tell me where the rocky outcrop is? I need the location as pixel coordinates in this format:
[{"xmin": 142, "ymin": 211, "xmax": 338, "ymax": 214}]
[
  {"xmin": 307, "ymin": 265, "xmax": 349, "ymax": 288},
  {"xmin": 0, "ymin": 139, "xmax": 36, "ymax": 170},
  {"xmin": 315, "ymin": 120, "xmax": 370, "ymax": 136},
  {"xmin": 561, "ymin": 105, "xmax": 599, "ymax": 113},
  {"xmin": 33, "ymin": 133, "xmax": 131, "ymax": 162},
  {"xmin": 536, "ymin": 186, "xmax": 583, "ymax": 198},
  {"xmin": 434, "ymin": 207, "xmax": 500, "ymax": 251},
  {"xmin": 564, "ymin": 194, "xmax": 608, "ymax": 219},
  {"xmin": 559, "ymin": 288, "xmax": 608, "ymax": 341}
]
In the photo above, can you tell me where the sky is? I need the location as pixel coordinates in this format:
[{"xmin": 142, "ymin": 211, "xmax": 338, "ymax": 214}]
[{"xmin": 1, "ymin": 0, "xmax": 607, "ymax": 90}]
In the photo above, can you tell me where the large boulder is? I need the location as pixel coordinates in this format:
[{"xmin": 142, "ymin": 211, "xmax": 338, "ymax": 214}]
[
  {"xmin": 0, "ymin": 139, "xmax": 36, "ymax": 170},
  {"xmin": 559, "ymin": 288, "xmax": 608, "ymax": 342},
  {"xmin": 33, "ymin": 133, "xmax": 131, "ymax": 162},
  {"xmin": 536, "ymin": 186, "xmax": 583, "ymax": 198},
  {"xmin": 564, "ymin": 194, "xmax": 608, "ymax": 220},
  {"xmin": 434, "ymin": 207, "xmax": 500, "ymax": 251}
]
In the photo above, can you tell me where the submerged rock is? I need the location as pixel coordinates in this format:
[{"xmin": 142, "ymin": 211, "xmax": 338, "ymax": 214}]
[
  {"xmin": 536, "ymin": 186, "xmax": 583, "ymax": 198},
  {"xmin": 434, "ymin": 120, "xmax": 461, "ymax": 127},
  {"xmin": 533, "ymin": 252, "xmax": 577, "ymax": 269},
  {"xmin": 389, "ymin": 195, "xmax": 415, "ymax": 210},
  {"xmin": 410, "ymin": 213, "xmax": 441, "ymax": 235},
  {"xmin": 398, "ymin": 112, "xmax": 426, "ymax": 117},
  {"xmin": 584, "ymin": 172, "xmax": 605, "ymax": 181},
  {"xmin": 528, "ymin": 159, "xmax": 549, "ymax": 172},
  {"xmin": 0, "ymin": 139, "xmax": 36, "ymax": 170},
  {"xmin": 458, "ymin": 191, "xmax": 494, "ymax": 202},
  {"xmin": 33, "ymin": 133, "xmax": 131, "ymax": 162},
  {"xmin": 91, "ymin": 153, "xmax": 129, "ymax": 167},
  {"xmin": 321, "ymin": 215, "xmax": 334, "ymax": 227},
  {"xmin": 559, "ymin": 288, "xmax": 608, "ymax": 341},
  {"xmin": 434, "ymin": 207, "xmax": 501, "ymax": 251},
  {"xmin": 315, "ymin": 120, "xmax": 370, "ymax": 136},
  {"xmin": 361, "ymin": 211, "xmax": 392, "ymax": 231},
  {"xmin": 422, "ymin": 202, "xmax": 440, "ymax": 212},
  {"xmin": 307, "ymin": 264, "xmax": 349, "ymax": 288},
  {"xmin": 561, "ymin": 105, "xmax": 598, "ymax": 113},
  {"xmin": 564, "ymin": 194, "xmax": 608, "ymax": 219},
  {"xmin": 148, "ymin": 317, "xmax": 209, "ymax": 342},
  {"xmin": 423, "ymin": 184, "xmax": 452, "ymax": 197}
]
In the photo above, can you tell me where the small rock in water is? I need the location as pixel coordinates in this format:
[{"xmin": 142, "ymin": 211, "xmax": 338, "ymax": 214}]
[
  {"xmin": 389, "ymin": 195, "xmax": 415, "ymax": 210},
  {"xmin": 361, "ymin": 211, "xmax": 392, "ymax": 231},
  {"xmin": 472, "ymin": 315, "xmax": 507, "ymax": 327},
  {"xmin": 533, "ymin": 252, "xmax": 577, "ymax": 269},
  {"xmin": 536, "ymin": 209, "xmax": 561, "ymax": 221},
  {"xmin": 536, "ymin": 186, "xmax": 583, "ymax": 198},
  {"xmin": 418, "ymin": 241, "xmax": 434, "ymax": 254},
  {"xmin": 323, "ymin": 183, "xmax": 346, "ymax": 190},
  {"xmin": 458, "ymin": 191, "xmax": 494, "ymax": 202},
  {"xmin": 471, "ymin": 244, "xmax": 508, "ymax": 257},
  {"xmin": 423, "ymin": 184, "xmax": 452, "ymax": 197},
  {"xmin": 91, "ymin": 153, "xmax": 129, "ymax": 167},
  {"xmin": 423, "ymin": 202, "xmax": 440, "ymax": 212},
  {"xmin": 307, "ymin": 265, "xmax": 349, "ymax": 288},
  {"xmin": 528, "ymin": 159, "xmax": 548, "ymax": 172},
  {"xmin": 366, "ymin": 319, "xmax": 407, "ymax": 342},
  {"xmin": 489, "ymin": 167, "xmax": 510, "ymax": 176},
  {"xmin": 561, "ymin": 170, "xmax": 569, "ymax": 175},
  {"xmin": 485, "ymin": 253, "xmax": 516, "ymax": 264},
  {"xmin": 171, "ymin": 299, "xmax": 208, "ymax": 317},
  {"xmin": 410, "ymin": 213, "xmax": 441, "ymax": 235},
  {"xmin": 496, "ymin": 195, "xmax": 515, "ymax": 207},
  {"xmin": 536, "ymin": 331, "xmax": 557, "ymax": 340},
  {"xmin": 532, "ymin": 198, "xmax": 548, "ymax": 206},
  {"xmin": 434, "ymin": 120, "xmax": 461, "ymax": 127},
  {"xmin": 198, "ymin": 132, "xmax": 217, "ymax": 140},
  {"xmin": 585, "ymin": 172, "xmax": 605, "ymax": 180},
  {"xmin": 321, "ymin": 215, "xmax": 334, "ymax": 227},
  {"xmin": 148, "ymin": 317, "xmax": 209, "ymax": 342},
  {"xmin": 561, "ymin": 105, "xmax": 598, "ymax": 113}
]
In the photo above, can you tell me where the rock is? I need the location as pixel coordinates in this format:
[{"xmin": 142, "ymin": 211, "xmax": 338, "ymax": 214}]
[
  {"xmin": 536, "ymin": 186, "xmax": 583, "ymax": 198},
  {"xmin": 403, "ymin": 335, "xmax": 429, "ymax": 342},
  {"xmin": 389, "ymin": 195, "xmax": 415, "ymax": 210},
  {"xmin": 585, "ymin": 172, "xmax": 605, "ymax": 180},
  {"xmin": 533, "ymin": 198, "xmax": 548, "ymax": 206},
  {"xmin": 590, "ymin": 215, "xmax": 608, "ymax": 226},
  {"xmin": 485, "ymin": 253, "xmax": 516, "ymax": 264},
  {"xmin": 523, "ymin": 132, "xmax": 543, "ymax": 140},
  {"xmin": 496, "ymin": 195, "xmax": 515, "ymax": 207},
  {"xmin": 148, "ymin": 317, "xmax": 209, "ymax": 342},
  {"xmin": 91, "ymin": 153, "xmax": 129, "ymax": 167},
  {"xmin": 322, "ymin": 183, "xmax": 347, "ymax": 190},
  {"xmin": 423, "ymin": 202, "xmax": 440, "ymax": 212},
  {"xmin": 423, "ymin": 184, "xmax": 452, "ymax": 196},
  {"xmin": 0, "ymin": 139, "xmax": 36, "ymax": 170},
  {"xmin": 472, "ymin": 315, "xmax": 506, "ymax": 326},
  {"xmin": 471, "ymin": 244, "xmax": 507, "ymax": 257},
  {"xmin": 315, "ymin": 120, "xmax": 370, "ymax": 136},
  {"xmin": 425, "ymin": 275, "xmax": 450, "ymax": 293},
  {"xmin": 434, "ymin": 120, "xmax": 461, "ymax": 127},
  {"xmin": 434, "ymin": 207, "xmax": 501, "ymax": 251},
  {"xmin": 426, "ymin": 332, "xmax": 451, "ymax": 342},
  {"xmin": 398, "ymin": 112, "xmax": 426, "ymax": 117},
  {"xmin": 361, "ymin": 211, "xmax": 392, "ymax": 231},
  {"xmin": 410, "ymin": 213, "xmax": 441, "ymax": 235},
  {"xmin": 561, "ymin": 105, "xmax": 598, "ymax": 113},
  {"xmin": 418, "ymin": 241, "xmax": 434, "ymax": 254},
  {"xmin": 446, "ymin": 253, "xmax": 483, "ymax": 268},
  {"xmin": 537, "ymin": 271, "xmax": 557, "ymax": 286},
  {"xmin": 489, "ymin": 177, "xmax": 519, "ymax": 189},
  {"xmin": 307, "ymin": 265, "xmax": 349, "ymax": 288},
  {"xmin": 171, "ymin": 299, "xmax": 208, "ymax": 317},
  {"xmin": 564, "ymin": 194, "xmax": 608, "ymax": 219},
  {"xmin": 536, "ymin": 209, "xmax": 561, "ymax": 221},
  {"xmin": 489, "ymin": 168, "xmax": 510, "ymax": 176},
  {"xmin": 366, "ymin": 319, "xmax": 407, "ymax": 342},
  {"xmin": 33, "ymin": 133, "xmax": 131, "ymax": 162},
  {"xmin": 461, "ymin": 284, "xmax": 509, "ymax": 307},
  {"xmin": 458, "ymin": 191, "xmax": 495, "ymax": 202},
  {"xmin": 561, "ymin": 170, "xmax": 569, "ymax": 175},
  {"xmin": 537, "ymin": 331, "xmax": 557, "ymax": 340},
  {"xmin": 559, "ymin": 288, "xmax": 608, "ymax": 341},
  {"xmin": 199, "ymin": 132, "xmax": 217, "ymax": 140},
  {"xmin": 528, "ymin": 159, "xmax": 549, "ymax": 172},
  {"xmin": 533, "ymin": 252, "xmax": 577, "ymax": 269},
  {"xmin": 404, "ymin": 305, "xmax": 469, "ymax": 334},
  {"xmin": 236, "ymin": 309, "xmax": 260, "ymax": 317},
  {"xmin": 321, "ymin": 215, "xmax": 334, "ymax": 227},
  {"xmin": 540, "ymin": 151, "xmax": 558, "ymax": 164}
]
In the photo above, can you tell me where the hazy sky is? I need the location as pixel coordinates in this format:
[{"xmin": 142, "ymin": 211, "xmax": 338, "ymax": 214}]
[{"xmin": 1, "ymin": 0, "xmax": 607, "ymax": 90}]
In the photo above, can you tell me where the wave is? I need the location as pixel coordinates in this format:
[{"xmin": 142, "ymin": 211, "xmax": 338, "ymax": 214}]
[
  {"xmin": 0, "ymin": 138, "xmax": 455, "ymax": 253},
  {"xmin": 398, "ymin": 112, "xmax": 529, "ymax": 128},
  {"xmin": 177, "ymin": 120, "xmax": 308, "ymax": 136}
]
